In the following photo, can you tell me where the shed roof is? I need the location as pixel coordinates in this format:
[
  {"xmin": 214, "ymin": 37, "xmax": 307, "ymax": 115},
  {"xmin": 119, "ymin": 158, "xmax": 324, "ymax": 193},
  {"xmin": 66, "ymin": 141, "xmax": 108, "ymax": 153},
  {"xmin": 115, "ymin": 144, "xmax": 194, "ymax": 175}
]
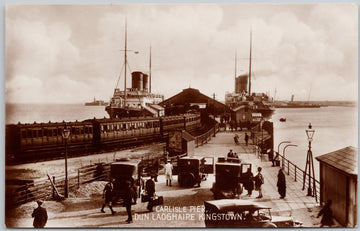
[{"xmin": 315, "ymin": 146, "xmax": 358, "ymax": 176}]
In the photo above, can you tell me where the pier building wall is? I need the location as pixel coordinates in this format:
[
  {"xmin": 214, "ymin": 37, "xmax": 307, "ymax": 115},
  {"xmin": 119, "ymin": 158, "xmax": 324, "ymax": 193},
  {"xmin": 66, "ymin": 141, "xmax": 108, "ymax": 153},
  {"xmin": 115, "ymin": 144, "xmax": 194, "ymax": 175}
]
[{"xmin": 316, "ymin": 146, "xmax": 357, "ymax": 227}]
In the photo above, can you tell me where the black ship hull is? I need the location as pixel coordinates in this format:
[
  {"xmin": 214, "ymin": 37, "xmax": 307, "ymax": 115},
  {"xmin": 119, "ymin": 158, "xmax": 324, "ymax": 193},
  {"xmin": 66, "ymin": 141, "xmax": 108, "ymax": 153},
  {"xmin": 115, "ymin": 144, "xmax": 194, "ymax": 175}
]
[{"xmin": 106, "ymin": 106, "xmax": 153, "ymax": 119}]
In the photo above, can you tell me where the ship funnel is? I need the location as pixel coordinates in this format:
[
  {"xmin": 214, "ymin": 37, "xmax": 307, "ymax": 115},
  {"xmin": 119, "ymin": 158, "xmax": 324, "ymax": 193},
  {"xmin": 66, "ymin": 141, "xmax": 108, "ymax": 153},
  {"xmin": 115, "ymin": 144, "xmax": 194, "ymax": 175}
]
[
  {"xmin": 131, "ymin": 71, "xmax": 143, "ymax": 91},
  {"xmin": 235, "ymin": 74, "xmax": 248, "ymax": 93},
  {"xmin": 143, "ymin": 74, "xmax": 148, "ymax": 92}
]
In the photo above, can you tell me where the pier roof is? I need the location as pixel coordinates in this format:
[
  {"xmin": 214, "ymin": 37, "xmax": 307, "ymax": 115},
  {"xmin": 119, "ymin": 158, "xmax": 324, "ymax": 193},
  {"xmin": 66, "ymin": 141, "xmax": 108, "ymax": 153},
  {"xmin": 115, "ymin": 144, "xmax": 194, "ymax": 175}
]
[
  {"xmin": 315, "ymin": 146, "xmax": 358, "ymax": 176},
  {"xmin": 159, "ymin": 88, "xmax": 230, "ymax": 112}
]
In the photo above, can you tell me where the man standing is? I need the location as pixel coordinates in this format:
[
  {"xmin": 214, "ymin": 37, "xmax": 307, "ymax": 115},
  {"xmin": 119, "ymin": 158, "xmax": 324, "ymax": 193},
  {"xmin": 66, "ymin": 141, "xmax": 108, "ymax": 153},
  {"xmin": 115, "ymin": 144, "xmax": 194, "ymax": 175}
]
[
  {"xmin": 245, "ymin": 133, "xmax": 249, "ymax": 146},
  {"xmin": 124, "ymin": 181, "xmax": 133, "ymax": 223},
  {"xmin": 165, "ymin": 160, "xmax": 173, "ymax": 186},
  {"xmin": 243, "ymin": 168, "xmax": 254, "ymax": 196},
  {"xmin": 101, "ymin": 178, "xmax": 115, "ymax": 215},
  {"xmin": 277, "ymin": 169, "xmax": 286, "ymax": 199},
  {"xmin": 32, "ymin": 200, "xmax": 48, "ymax": 228},
  {"xmin": 254, "ymin": 167, "xmax": 264, "ymax": 198},
  {"xmin": 145, "ymin": 176, "xmax": 156, "ymax": 211}
]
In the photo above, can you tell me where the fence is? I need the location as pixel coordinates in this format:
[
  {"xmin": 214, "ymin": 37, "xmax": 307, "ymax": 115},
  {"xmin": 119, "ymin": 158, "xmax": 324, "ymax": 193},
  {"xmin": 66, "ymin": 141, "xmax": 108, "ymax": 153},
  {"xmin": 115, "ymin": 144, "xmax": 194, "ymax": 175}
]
[
  {"xmin": 275, "ymin": 151, "xmax": 320, "ymax": 203},
  {"xmin": 195, "ymin": 123, "xmax": 219, "ymax": 147},
  {"xmin": 6, "ymin": 162, "xmax": 111, "ymax": 209}
]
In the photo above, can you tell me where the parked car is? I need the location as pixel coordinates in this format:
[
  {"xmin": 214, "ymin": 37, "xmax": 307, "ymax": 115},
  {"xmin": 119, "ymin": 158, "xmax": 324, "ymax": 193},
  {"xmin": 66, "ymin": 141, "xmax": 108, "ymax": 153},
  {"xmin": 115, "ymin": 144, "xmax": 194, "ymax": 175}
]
[
  {"xmin": 211, "ymin": 157, "xmax": 251, "ymax": 199},
  {"xmin": 177, "ymin": 156, "xmax": 214, "ymax": 187},
  {"xmin": 204, "ymin": 199, "xmax": 303, "ymax": 228},
  {"xmin": 110, "ymin": 159, "xmax": 140, "ymax": 204}
]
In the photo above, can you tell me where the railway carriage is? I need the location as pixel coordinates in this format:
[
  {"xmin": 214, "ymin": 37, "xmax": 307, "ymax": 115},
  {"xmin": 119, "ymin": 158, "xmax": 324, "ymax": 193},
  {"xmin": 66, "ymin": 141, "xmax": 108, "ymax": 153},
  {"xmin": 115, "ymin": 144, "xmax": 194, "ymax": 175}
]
[
  {"xmin": 6, "ymin": 113, "xmax": 202, "ymax": 163},
  {"xmin": 6, "ymin": 121, "xmax": 94, "ymax": 162}
]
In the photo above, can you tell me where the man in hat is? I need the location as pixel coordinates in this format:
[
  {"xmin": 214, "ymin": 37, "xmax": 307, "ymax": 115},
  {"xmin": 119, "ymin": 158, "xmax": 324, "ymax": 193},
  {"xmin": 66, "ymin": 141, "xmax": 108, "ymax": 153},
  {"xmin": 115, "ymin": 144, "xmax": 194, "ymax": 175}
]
[
  {"xmin": 145, "ymin": 175, "xmax": 156, "ymax": 211},
  {"xmin": 165, "ymin": 160, "xmax": 173, "ymax": 186},
  {"xmin": 32, "ymin": 200, "xmax": 48, "ymax": 228}
]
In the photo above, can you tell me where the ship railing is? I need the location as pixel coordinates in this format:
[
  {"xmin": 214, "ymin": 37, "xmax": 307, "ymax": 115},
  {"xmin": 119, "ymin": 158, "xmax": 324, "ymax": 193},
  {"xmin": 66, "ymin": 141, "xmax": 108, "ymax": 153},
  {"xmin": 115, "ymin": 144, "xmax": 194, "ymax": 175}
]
[{"xmin": 274, "ymin": 151, "xmax": 320, "ymax": 203}]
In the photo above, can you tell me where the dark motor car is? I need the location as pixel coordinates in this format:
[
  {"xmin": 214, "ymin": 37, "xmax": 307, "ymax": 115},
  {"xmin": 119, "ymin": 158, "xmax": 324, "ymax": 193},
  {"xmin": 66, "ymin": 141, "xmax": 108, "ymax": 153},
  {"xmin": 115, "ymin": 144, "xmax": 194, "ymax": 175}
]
[
  {"xmin": 177, "ymin": 156, "xmax": 214, "ymax": 187},
  {"xmin": 211, "ymin": 157, "xmax": 251, "ymax": 199},
  {"xmin": 110, "ymin": 159, "xmax": 140, "ymax": 203}
]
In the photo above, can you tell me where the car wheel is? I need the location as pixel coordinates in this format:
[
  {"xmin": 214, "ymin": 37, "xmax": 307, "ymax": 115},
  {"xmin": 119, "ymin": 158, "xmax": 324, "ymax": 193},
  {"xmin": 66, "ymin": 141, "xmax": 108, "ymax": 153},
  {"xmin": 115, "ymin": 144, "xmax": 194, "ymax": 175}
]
[
  {"xmin": 262, "ymin": 222, "xmax": 277, "ymax": 228},
  {"xmin": 183, "ymin": 172, "xmax": 195, "ymax": 187}
]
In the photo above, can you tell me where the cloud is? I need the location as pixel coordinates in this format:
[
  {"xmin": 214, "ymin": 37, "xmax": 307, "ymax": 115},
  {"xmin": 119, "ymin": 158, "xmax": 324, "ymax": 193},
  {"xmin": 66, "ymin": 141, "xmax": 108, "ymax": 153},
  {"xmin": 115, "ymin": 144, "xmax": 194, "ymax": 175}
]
[{"xmin": 5, "ymin": 4, "xmax": 358, "ymax": 104}]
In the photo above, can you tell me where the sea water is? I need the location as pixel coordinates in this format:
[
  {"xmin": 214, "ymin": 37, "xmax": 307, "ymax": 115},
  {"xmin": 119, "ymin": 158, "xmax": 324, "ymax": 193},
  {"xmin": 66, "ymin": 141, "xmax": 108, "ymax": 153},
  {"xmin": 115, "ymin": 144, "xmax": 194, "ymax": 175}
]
[
  {"xmin": 271, "ymin": 106, "xmax": 358, "ymax": 179},
  {"xmin": 6, "ymin": 103, "xmax": 358, "ymax": 179}
]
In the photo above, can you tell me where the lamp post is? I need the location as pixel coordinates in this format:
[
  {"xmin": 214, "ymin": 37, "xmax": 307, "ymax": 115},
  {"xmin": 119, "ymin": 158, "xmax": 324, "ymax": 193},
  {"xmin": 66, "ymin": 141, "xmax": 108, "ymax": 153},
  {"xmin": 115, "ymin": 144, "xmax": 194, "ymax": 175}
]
[
  {"xmin": 62, "ymin": 124, "xmax": 71, "ymax": 198},
  {"xmin": 303, "ymin": 123, "xmax": 315, "ymax": 197},
  {"xmin": 282, "ymin": 144, "xmax": 297, "ymax": 169}
]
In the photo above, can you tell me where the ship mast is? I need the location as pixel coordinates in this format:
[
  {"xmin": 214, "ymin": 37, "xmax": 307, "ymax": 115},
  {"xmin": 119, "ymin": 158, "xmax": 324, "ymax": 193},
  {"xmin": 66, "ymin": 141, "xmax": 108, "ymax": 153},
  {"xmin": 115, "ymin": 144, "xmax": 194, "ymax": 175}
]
[
  {"xmin": 234, "ymin": 50, "xmax": 237, "ymax": 93},
  {"xmin": 149, "ymin": 44, "xmax": 152, "ymax": 93},
  {"xmin": 124, "ymin": 19, "xmax": 128, "ymax": 105},
  {"xmin": 248, "ymin": 29, "xmax": 252, "ymax": 96}
]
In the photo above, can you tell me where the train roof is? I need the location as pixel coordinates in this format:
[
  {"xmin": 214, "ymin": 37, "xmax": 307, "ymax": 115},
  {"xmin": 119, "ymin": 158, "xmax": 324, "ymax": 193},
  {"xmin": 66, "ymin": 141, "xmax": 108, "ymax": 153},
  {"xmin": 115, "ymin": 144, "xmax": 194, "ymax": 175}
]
[{"xmin": 7, "ymin": 120, "xmax": 92, "ymax": 128}]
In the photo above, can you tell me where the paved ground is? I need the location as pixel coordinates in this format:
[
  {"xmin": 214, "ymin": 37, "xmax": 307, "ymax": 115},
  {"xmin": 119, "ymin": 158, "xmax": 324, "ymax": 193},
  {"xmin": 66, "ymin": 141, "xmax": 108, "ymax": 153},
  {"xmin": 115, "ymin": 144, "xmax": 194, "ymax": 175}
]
[{"xmin": 7, "ymin": 131, "xmax": 340, "ymax": 228}]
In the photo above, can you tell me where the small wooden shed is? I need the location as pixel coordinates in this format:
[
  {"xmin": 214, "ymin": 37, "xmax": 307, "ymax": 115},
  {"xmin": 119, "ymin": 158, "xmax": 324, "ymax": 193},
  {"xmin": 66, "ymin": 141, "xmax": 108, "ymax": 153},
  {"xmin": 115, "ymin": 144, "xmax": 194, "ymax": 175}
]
[
  {"xmin": 167, "ymin": 130, "xmax": 195, "ymax": 157},
  {"xmin": 315, "ymin": 146, "xmax": 357, "ymax": 227}
]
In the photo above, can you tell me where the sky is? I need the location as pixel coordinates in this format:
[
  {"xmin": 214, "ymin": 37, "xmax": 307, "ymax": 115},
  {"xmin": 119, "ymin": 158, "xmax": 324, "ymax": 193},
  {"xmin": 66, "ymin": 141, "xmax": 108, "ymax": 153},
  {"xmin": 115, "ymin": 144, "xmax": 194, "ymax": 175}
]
[{"xmin": 5, "ymin": 3, "xmax": 358, "ymax": 104}]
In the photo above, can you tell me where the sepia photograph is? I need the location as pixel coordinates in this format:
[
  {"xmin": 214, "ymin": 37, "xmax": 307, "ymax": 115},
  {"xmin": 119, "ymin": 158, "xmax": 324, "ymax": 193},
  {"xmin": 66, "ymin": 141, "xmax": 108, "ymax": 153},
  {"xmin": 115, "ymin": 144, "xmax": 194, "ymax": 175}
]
[{"xmin": 4, "ymin": 3, "xmax": 358, "ymax": 228}]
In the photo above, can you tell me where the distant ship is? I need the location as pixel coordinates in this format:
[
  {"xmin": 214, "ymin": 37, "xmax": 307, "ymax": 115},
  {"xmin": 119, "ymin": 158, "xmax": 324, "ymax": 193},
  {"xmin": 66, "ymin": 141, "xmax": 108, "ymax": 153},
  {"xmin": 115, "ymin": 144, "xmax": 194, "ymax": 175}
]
[
  {"xmin": 274, "ymin": 95, "xmax": 321, "ymax": 108},
  {"xmin": 105, "ymin": 21, "xmax": 164, "ymax": 119},
  {"xmin": 85, "ymin": 97, "xmax": 109, "ymax": 106},
  {"xmin": 225, "ymin": 30, "xmax": 274, "ymax": 119}
]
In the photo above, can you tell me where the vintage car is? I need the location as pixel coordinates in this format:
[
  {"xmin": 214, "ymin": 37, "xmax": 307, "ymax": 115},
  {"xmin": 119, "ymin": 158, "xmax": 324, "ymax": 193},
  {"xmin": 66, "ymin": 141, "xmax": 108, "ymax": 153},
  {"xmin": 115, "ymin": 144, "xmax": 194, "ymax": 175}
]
[
  {"xmin": 110, "ymin": 159, "xmax": 140, "ymax": 204},
  {"xmin": 177, "ymin": 156, "xmax": 214, "ymax": 187},
  {"xmin": 211, "ymin": 157, "xmax": 251, "ymax": 199},
  {"xmin": 204, "ymin": 199, "xmax": 303, "ymax": 228}
]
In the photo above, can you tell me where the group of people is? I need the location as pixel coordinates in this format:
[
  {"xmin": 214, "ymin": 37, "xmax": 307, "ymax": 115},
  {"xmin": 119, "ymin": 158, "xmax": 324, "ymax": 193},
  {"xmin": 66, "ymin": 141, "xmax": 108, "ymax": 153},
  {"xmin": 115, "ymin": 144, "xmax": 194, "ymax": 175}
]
[{"xmin": 243, "ymin": 167, "xmax": 264, "ymax": 198}]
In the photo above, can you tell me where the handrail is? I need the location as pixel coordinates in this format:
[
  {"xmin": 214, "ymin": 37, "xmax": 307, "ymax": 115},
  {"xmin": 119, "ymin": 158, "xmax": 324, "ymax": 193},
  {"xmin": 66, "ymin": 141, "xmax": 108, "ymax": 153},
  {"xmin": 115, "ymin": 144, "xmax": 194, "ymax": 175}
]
[{"xmin": 275, "ymin": 151, "xmax": 320, "ymax": 203}]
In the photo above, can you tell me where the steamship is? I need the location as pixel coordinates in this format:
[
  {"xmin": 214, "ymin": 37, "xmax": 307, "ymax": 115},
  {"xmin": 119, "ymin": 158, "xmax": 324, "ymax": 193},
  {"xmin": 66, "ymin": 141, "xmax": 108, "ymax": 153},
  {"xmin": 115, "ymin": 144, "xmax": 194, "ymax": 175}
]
[
  {"xmin": 105, "ymin": 71, "xmax": 164, "ymax": 118},
  {"xmin": 105, "ymin": 21, "xmax": 164, "ymax": 119},
  {"xmin": 225, "ymin": 31, "xmax": 274, "ymax": 119}
]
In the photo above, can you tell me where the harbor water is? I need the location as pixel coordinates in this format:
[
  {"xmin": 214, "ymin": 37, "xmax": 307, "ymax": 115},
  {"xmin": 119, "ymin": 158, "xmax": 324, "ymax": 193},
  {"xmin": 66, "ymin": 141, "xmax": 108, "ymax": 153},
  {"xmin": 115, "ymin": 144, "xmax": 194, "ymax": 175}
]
[{"xmin": 6, "ymin": 104, "xmax": 358, "ymax": 179}]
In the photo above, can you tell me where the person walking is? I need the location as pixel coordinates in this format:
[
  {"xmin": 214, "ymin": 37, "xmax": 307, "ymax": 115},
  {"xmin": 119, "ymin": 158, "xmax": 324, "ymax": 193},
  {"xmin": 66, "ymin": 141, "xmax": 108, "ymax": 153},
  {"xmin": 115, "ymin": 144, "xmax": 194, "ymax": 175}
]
[
  {"xmin": 244, "ymin": 133, "xmax": 249, "ymax": 146},
  {"xmin": 101, "ymin": 178, "xmax": 116, "ymax": 215},
  {"xmin": 243, "ymin": 168, "xmax": 254, "ymax": 196},
  {"xmin": 124, "ymin": 181, "xmax": 133, "ymax": 223},
  {"xmin": 277, "ymin": 169, "xmax": 286, "ymax": 199},
  {"xmin": 32, "ymin": 200, "xmax": 48, "ymax": 228},
  {"xmin": 254, "ymin": 167, "xmax": 264, "ymax": 198},
  {"xmin": 145, "ymin": 176, "xmax": 156, "ymax": 212},
  {"xmin": 317, "ymin": 200, "xmax": 334, "ymax": 227},
  {"xmin": 165, "ymin": 160, "xmax": 173, "ymax": 186}
]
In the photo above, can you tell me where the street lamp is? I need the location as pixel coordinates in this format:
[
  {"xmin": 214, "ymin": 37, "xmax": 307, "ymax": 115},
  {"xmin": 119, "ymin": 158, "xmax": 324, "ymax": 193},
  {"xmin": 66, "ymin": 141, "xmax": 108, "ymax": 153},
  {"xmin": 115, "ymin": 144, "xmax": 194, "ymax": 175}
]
[
  {"xmin": 282, "ymin": 144, "xmax": 297, "ymax": 169},
  {"xmin": 62, "ymin": 124, "xmax": 71, "ymax": 198},
  {"xmin": 303, "ymin": 123, "xmax": 316, "ymax": 197}
]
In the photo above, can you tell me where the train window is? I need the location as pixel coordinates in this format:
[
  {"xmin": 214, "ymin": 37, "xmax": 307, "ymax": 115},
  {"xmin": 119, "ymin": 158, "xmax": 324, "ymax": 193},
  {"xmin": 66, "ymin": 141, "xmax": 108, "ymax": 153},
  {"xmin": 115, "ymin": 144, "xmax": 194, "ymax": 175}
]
[
  {"xmin": 80, "ymin": 128, "xmax": 84, "ymax": 134},
  {"xmin": 22, "ymin": 130, "xmax": 26, "ymax": 138},
  {"xmin": 89, "ymin": 127, "xmax": 93, "ymax": 134},
  {"xmin": 48, "ymin": 129, "xmax": 53, "ymax": 136},
  {"xmin": 44, "ymin": 129, "xmax": 48, "ymax": 136},
  {"xmin": 27, "ymin": 129, "xmax": 32, "ymax": 138},
  {"xmin": 53, "ymin": 129, "xmax": 57, "ymax": 136},
  {"xmin": 85, "ymin": 127, "xmax": 89, "ymax": 133},
  {"xmin": 38, "ymin": 130, "xmax": 43, "ymax": 137},
  {"xmin": 76, "ymin": 127, "xmax": 80, "ymax": 134},
  {"xmin": 104, "ymin": 125, "xmax": 108, "ymax": 131}
]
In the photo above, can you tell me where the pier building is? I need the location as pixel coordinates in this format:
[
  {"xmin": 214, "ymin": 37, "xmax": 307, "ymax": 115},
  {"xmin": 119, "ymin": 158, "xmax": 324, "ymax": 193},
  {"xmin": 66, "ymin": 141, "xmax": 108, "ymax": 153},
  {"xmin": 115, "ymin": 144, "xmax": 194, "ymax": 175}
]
[{"xmin": 316, "ymin": 146, "xmax": 358, "ymax": 227}]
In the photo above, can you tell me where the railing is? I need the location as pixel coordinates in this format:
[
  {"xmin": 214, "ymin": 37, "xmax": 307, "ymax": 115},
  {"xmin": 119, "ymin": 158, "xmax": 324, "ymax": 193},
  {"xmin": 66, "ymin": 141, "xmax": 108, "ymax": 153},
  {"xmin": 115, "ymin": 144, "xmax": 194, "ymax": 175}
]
[
  {"xmin": 6, "ymin": 162, "xmax": 111, "ymax": 208},
  {"xmin": 195, "ymin": 123, "xmax": 219, "ymax": 147},
  {"xmin": 275, "ymin": 151, "xmax": 320, "ymax": 203}
]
